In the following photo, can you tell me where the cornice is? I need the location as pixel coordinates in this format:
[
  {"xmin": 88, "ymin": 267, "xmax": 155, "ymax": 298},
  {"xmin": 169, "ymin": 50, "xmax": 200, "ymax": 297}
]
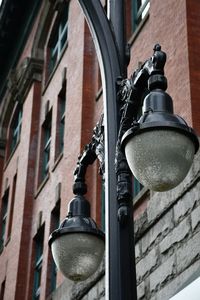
[
  {"xmin": 7, "ymin": 57, "xmax": 44, "ymax": 104},
  {"xmin": 0, "ymin": 57, "xmax": 43, "ymax": 139}
]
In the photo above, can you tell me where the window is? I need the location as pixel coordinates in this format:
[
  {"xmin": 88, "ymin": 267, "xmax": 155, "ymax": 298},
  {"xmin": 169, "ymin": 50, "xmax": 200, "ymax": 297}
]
[
  {"xmin": 133, "ymin": 177, "xmax": 143, "ymax": 198},
  {"xmin": 0, "ymin": 279, "xmax": 5, "ymax": 300},
  {"xmin": 46, "ymin": 200, "xmax": 60, "ymax": 297},
  {"xmin": 7, "ymin": 174, "xmax": 17, "ymax": 239},
  {"xmin": 49, "ymin": 202, "xmax": 60, "ymax": 294},
  {"xmin": 55, "ymin": 83, "xmax": 66, "ymax": 159},
  {"xmin": 33, "ymin": 226, "xmax": 44, "ymax": 300},
  {"xmin": 9, "ymin": 107, "xmax": 22, "ymax": 154},
  {"xmin": 132, "ymin": 0, "xmax": 150, "ymax": 31},
  {"xmin": 0, "ymin": 189, "xmax": 9, "ymax": 253},
  {"xmin": 48, "ymin": 4, "xmax": 69, "ymax": 75},
  {"xmin": 41, "ymin": 110, "xmax": 52, "ymax": 181}
]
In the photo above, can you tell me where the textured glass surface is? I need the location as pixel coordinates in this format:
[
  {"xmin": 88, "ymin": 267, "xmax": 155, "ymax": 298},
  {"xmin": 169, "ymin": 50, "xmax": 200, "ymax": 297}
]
[
  {"xmin": 125, "ymin": 130, "xmax": 195, "ymax": 191},
  {"xmin": 51, "ymin": 233, "xmax": 104, "ymax": 281}
]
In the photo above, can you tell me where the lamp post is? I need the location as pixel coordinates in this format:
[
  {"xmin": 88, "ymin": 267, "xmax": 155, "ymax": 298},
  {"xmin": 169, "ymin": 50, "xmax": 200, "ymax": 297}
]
[{"xmin": 49, "ymin": 2, "xmax": 199, "ymax": 300}]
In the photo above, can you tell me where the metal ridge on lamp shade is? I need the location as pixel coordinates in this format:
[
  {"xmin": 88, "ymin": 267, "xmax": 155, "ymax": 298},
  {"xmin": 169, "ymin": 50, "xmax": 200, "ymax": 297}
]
[{"xmin": 49, "ymin": 214, "xmax": 105, "ymax": 244}]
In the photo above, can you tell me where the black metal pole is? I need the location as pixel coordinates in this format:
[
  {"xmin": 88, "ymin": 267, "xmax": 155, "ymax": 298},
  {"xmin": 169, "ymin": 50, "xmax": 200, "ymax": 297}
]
[
  {"xmin": 77, "ymin": 1, "xmax": 121, "ymax": 299},
  {"xmin": 109, "ymin": 0, "xmax": 128, "ymax": 77},
  {"xmin": 77, "ymin": 1, "xmax": 137, "ymax": 299},
  {"xmin": 109, "ymin": 1, "xmax": 137, "ymax": 299}
]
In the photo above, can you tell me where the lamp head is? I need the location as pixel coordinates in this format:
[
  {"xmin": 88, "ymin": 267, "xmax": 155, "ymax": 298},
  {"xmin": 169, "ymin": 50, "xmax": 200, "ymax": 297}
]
[
  {"xmin": 49, "ymin": 195, "xmax": 105, "ymax": 282},
  {"xmin": 122, "ymin": 88, "xmax": 199, "ymax": 192}
]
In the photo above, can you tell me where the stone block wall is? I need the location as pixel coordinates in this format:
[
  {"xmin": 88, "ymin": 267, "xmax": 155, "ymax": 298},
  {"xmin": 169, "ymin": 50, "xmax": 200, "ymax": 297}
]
[{"xmin": 134, "ymin": 145, "xmax": 200, "ymax": 299}]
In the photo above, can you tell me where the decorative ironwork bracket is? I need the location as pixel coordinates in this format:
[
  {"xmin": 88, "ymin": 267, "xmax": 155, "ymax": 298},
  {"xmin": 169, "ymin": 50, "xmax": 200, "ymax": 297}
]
[
  {"xmin": 72, "ymin": 44, "xmax": 167, "ymax": 225},
  {"xmin": 116, "ymin": 44, "xmax": 167, "ymax": 225},
  {"xmin": 73, "ymin": 115, "xmax": 105, "ymax": 196}
]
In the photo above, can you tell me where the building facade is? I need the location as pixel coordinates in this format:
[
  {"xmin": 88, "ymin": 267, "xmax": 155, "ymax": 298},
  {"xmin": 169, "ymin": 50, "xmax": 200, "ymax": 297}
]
[{"xmin": 0, "ymin": 0, "xmax": 200, "ymax": 299}]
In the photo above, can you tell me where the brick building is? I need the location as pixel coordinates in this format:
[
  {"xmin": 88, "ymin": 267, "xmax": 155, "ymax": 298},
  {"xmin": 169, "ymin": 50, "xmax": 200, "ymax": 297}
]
[{"xmin": 0, "ymin": 0, "xmax": 200, "ymax": 300}]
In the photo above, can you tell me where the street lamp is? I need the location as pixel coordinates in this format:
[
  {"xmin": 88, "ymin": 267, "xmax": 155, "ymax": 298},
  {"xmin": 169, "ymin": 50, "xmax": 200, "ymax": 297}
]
[
  {"xmin": 49, "ymin": 2, "xmax": 199, "ymax": 300},
  {"xmin": 49, "ymin": 142, "xmax": 105, "ymax": 282},
  {"xmin": 50, "ymin": 195, "xmax": 105, "ymax": 282},
  {"xmin": 49, "ymin": 43, "xmax": 199, "ymax": 292},
  {"xmin": 122, "ymin": 46, "xmax": 199, "ymax": 191}
]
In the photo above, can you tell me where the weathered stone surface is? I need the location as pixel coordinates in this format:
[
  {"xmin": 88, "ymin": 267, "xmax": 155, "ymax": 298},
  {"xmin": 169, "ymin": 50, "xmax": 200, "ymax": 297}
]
[
  {"xmin": 137, "ymin": 281, "xmax": 145, "ymax": 300},
  {"xmin": 160, "ymin": 217, "xmax": 191, "ymax": 254},
  {"xmin": 154, "ymin": 259, "xmax": 200, "ymax": 300},
  {"xmin": 82, "ymin": 277, "xmax": 105, "ymax": 300},
  {"xmin": 141, "ymin": 210, "xmax": 173, "ymax": 254},
  {"xmin": 135, "ymin": 210, "xmax": 148, "ymax": 239},
  {"xmin": 150, "ymin": 254, "xmax": 176, "ymax": 293},
  {"xmin": 135, "ymin": 242, "xmax": 141, "ymax": 261},
  {"xmin": 191, "ymin": 203, "xmax": 200, "ymax": 231},
  {"xmin": 176, "ymin": 230, "xmax": 200, "ymax": 273},
  {"xmin": 173, "ymin": 184, "xmax": 199, "ymax": 224},
  {"xmin": 136, "ymin": 248, "xmax": 158, "ymax": 281},
  {"xmin": 147, "ymin": 191, "xmax": 174, "ymax": 224}
]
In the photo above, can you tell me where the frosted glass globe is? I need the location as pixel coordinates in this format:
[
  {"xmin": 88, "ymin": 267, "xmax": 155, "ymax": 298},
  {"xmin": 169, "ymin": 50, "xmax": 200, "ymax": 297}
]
[
  {"xmin": 51, "ymin": 233, "xmax": 104, "ymax": 281},
  {"xmin": 125, "ymin": 130, "xmax": 195, "ymax": 191}
]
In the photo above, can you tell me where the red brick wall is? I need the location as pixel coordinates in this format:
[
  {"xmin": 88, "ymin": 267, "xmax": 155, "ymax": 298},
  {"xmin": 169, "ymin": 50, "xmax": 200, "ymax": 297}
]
[
  {"xmin": 128, "ymin": 0, "xmax": 192, "ymax": 127},
  {"xmin": 15, "ymin": 81, "xmax": 42, "ymax": 300},
  {"xmin": 186, "ymin": 0, "xmax": 200, "ymax": 135}
]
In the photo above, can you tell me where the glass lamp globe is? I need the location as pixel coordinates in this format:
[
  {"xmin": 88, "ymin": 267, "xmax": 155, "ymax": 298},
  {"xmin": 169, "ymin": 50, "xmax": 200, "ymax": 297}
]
[
  {"xmin": 124, "ymin": 129, "xmax": 195, "ymax": 192},
  {"xmin": 51, "ymin": 232, "xmax": 104, "ymax": 282}
]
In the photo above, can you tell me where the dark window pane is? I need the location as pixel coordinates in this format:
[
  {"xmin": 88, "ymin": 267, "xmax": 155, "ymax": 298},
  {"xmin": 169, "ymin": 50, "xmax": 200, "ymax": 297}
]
[
  {"xmin": 48, "ymin": 3, "xmax": 69, "ymax": 75},
  {"xmin": 133, "ymin": 177, "xmax": 143, "ymax": 198},
  {"xmin": 33, "ymin": 226, "xmax": 44, "ymax": 300},
  {"xmin": 0, "ymin": 279, "xmax": 6, "ymax": 300},
  {"xmin": 0, "ymin": 189, "xmax": 9, "ymax": 252},
  {"xmin": 11, "ymin": 109, "xmax": 22, "ymax": 152},
  {"xmin": 132, "ymin": 0, "xmax": 150, "ymax": 32},
  {"xmin": 50, "ymin": 202, "xmax": 60, "ymax": 293},
  {"xmin": 42, "ymin": 112, "xmax": 52, "ymax": 181}
]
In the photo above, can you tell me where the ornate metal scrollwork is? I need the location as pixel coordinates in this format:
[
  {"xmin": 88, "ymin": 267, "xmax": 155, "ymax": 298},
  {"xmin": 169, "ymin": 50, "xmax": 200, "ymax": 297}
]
[
  {"xmin": 73, "ymin": 44, "xmax": 167, "ymax": 225},
  {"xmin": 116, "ymin": 44, "xmax": 168, "ymax": 225},
  {"xmin": 92, "ymin": 114, "xmax": 105, "ymax": 177},
  {"xmin": 73, "ymin": 114, "xmax": 105, "ymax": 196}
]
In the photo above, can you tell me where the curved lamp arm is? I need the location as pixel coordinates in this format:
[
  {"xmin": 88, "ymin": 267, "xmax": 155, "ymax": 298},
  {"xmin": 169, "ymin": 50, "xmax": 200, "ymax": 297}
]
[
  {"xmin": 73, "ymin": 115, "xmax": 105, "ymax": 196},
  {"xmin": 77, "ymin": 2, "xmax": 125, "ymax": 299}
]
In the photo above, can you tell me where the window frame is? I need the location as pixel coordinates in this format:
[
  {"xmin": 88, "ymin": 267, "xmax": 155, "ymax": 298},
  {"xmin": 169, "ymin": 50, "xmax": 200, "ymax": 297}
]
[
  {"xmin": 55, "ymin": 83, "xmax": 66, "ymax": 160},
  {"xmin": 132, "ymin": 0, "xmax": 150, "ymax": 32},
  {"xmin": 41, "ymin": 110, "xmax": 52, "ymax": 182},
  {"xmin": 11, "ymin": 109, "xmax": 22, "ymax": 151},
  {"xmin": 50, "ymin": 201, "xmax": 60, "ymax": 294},
  {"xmin": 59, "ymin": 97, "xmax": 65, "ymax": 153},
  {"xmin": 47, "ymin": 3, "xmax": 69, "ymax": 77},
  {"xmin": 0, "ymin": 188, "xmax": 9, "ymax": 253},
  {"xmin": 7, "ymin": 174, "xmax": 17, "ymax": 240},
  {"xmin": 0, "ymin": 279, "xmax": 6, "ymax": 300},
  {"xmin": 133, "ymin": 177, "xmax": 143, "ymax": 198},
  {"xmin": 7, "ymin": 105, "xmax": 23, "ymax": 159},
  {"xmin": 33, "ymin": 226, "xmax": 44, "ymax": 300}
]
